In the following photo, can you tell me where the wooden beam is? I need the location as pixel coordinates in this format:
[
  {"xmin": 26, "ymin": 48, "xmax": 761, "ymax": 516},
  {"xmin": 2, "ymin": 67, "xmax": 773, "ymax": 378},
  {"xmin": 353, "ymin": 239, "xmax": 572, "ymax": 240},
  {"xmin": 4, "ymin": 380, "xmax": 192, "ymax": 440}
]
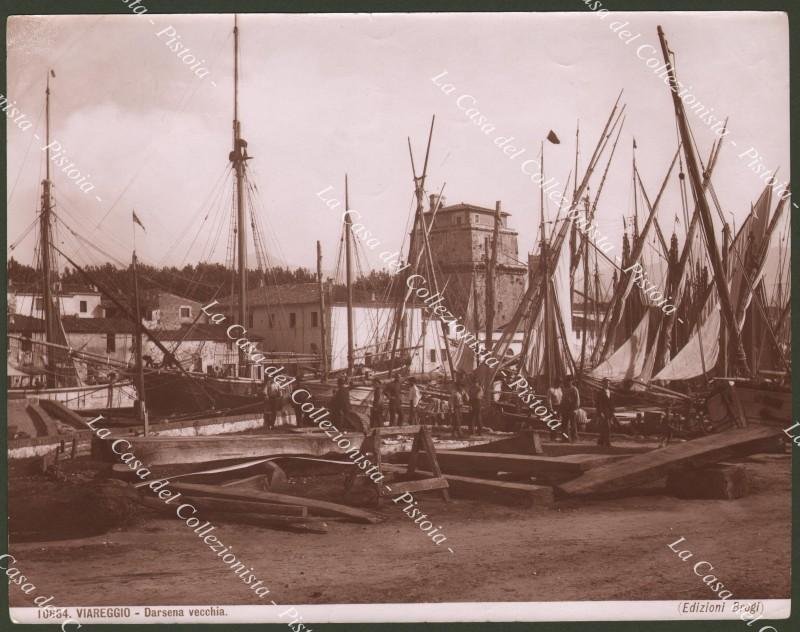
[
  {"xmin": 169, "ymin": 481, "xmax": 382, "ymax": 524},
  {"xmin": 557, "ymin": 426, "xmax": 782, "ymax": 496},
  {"xmin": 433, "ymin": 450, "xmax": 622, "ymax": 478},
  {"xmin": 94, "ymin": 433, "xmax": 365, "ymax": 466},
  {"xmin": 383, "ymin": 464, "xmax": 553, "ymax": 507}
]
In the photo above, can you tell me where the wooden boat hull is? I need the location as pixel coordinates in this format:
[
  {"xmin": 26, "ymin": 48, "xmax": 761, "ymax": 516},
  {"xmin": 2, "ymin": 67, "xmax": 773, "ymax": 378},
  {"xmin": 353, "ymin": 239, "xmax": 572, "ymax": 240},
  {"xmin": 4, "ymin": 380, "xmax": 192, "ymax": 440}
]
[{"xmin": 706, "ymin": 382, "xmax": 791, "ymax": 426}]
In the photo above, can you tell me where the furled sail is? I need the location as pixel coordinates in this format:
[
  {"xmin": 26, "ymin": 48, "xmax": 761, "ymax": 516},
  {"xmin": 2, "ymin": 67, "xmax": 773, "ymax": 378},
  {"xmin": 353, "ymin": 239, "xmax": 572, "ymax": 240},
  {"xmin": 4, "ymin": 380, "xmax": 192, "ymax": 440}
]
[{"xmin": 589, "ymin": 311, "xmax": 650, "ymax": 380}]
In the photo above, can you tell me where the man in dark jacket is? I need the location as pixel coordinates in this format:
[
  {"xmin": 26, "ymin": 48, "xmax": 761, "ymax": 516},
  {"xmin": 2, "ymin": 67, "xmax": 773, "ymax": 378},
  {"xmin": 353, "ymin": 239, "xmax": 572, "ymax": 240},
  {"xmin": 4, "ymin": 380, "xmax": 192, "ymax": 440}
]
[
  {"xmin": 331, "ymin": 377, "xmax": 351, "ymax": 425},
  {"xmin": 595, "ymin": 378, "xmax": 614, "ymax": 447},
  {"xmin": 561, "ymin": 376, "xmax": 580, "ymax": 443},
  {"xmin": 386, "ymin": 375, "xmax": 403, "ymax": 425},
  {"xmin": 370, "ymin": 378, "xmax": 385, "ymax": 428}
]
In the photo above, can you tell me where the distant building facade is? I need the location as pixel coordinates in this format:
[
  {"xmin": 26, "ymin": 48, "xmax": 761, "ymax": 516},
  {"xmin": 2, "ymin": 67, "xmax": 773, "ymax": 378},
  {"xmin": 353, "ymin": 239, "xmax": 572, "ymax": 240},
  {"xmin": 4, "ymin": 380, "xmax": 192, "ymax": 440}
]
[
  {"xmin": 8, "ymin": 288, "xmax": 104, "ymax": 319},
  {"xmin": 224, "ymin": 283, "xmax": 439, "ymax": 373},
  {"xmin": 414, "ymin": 196, "xmax": 528, "ymax": 333}
]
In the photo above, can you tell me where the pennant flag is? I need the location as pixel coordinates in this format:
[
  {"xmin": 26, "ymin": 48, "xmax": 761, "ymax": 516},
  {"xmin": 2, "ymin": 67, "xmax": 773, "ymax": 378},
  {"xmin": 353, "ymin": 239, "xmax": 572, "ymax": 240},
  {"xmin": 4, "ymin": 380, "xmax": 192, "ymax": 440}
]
[
  {"xmin": 132, "ymin": 210, "xmax": 146, "ymax": 232},
  {"xmin": 633, "ymin": 138, "xmax": 637, "ymax": 149},
  {"xmin": 546, "ymin": 130, "xmax": 560, "ymax": 144},
  {"xmin": 50, "ymin": 69, "xmax": 56, "ymax": 78}
]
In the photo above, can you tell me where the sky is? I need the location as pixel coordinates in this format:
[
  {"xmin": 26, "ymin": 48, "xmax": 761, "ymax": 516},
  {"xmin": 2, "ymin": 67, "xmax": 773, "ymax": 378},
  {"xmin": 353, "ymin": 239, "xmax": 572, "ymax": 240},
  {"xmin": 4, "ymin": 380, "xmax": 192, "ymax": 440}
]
[{"xmin": 6, "ymin": 11, "xmax": 790, "ymax": 280}]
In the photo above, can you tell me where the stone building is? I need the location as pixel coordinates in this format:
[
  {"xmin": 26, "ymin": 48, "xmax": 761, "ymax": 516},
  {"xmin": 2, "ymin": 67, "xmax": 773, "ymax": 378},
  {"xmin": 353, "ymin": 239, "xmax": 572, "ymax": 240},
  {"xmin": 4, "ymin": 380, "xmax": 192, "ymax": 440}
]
[{"xmin": 414, "ymin": 195, "xmax": 528, "ymax": 334}]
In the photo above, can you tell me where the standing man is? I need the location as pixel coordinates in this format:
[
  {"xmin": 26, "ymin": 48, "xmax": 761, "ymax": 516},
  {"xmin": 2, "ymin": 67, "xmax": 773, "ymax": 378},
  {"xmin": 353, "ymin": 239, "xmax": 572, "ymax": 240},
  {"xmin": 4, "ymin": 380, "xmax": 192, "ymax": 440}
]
[
  {"xmin": 263, "ymin": 378, "xmax": 279, "ymax": 431},
  {"xmin": 387, "ymin": 375, "xmax": 404, "ymax": 425},
  {"xmin": 659, "ymin": 409, "xmax": 674, "ymax": 448},
  {"xmin": 331, "ymin": 377, "xmax": 351, "ymax": 425},
  {"xmin": 291, "ymin": 376, "xmax": 306, "ymax": 427},
  {"xmin": 547, "ymin": 380, "xmax": 563, "ymax": 441},
  {"xmin": 370, "ymin": 378, "xmax": 385, "ymax": 428},
  {"xmin": 561, "ymin": 375, "xmax": 581, "ymax": 443},
  {"xmin": 449, "ymin": 381, "xmax": 463, "ymax": 438},
  {"xmin": 468, "ymin": 376, "xmax": 484, "ymax": 435},
  {"xmin": 595, "ymin": 378, "xmax": 614, "ymax": 447},
  {"xmin": 408, "ymin": 377, "xmax": 421, "ymax": 425}
]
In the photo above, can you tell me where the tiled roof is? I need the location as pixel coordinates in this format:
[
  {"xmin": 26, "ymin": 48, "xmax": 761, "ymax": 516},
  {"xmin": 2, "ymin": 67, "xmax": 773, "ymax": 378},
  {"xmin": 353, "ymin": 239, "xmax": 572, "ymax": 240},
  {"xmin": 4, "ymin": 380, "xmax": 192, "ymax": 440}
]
[
  {"xmin": 222, "ymin": 283, "xmax": 394, "ymax": 308},
  {"xmin": 156, "ymin": 323, "xmax": 260, "ymax": 342},
  {"xmin": 8, "ymin": 314, "xmax": 136, "ymax": 334},
  {"xmin": 8, "ymin": 314, "xmax": 245, "ymax": 342},
  {"xmin": 222, "ymin": 283, "xmax": 320, "ymax": 307}
]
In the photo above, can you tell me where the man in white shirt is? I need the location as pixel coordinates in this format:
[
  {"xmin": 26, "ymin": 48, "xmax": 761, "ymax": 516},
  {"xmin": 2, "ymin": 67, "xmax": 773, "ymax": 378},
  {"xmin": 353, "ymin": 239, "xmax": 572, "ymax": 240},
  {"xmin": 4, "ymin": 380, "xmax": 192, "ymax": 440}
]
[{"xmin": 408, "ymin": 377, "xmax": 421, "ymax": 425}]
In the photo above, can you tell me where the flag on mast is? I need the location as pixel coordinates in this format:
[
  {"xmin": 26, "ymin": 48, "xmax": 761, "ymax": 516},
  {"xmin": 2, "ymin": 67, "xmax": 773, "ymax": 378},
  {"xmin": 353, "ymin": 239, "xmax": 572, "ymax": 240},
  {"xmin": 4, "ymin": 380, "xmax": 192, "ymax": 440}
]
[
  {"xmin": 132, "ymin": 210, "xmax": 146, "ymax": 231},
  {"xmin": 546, "ymin": 130, "xmax": 560, "ymax": 144}
]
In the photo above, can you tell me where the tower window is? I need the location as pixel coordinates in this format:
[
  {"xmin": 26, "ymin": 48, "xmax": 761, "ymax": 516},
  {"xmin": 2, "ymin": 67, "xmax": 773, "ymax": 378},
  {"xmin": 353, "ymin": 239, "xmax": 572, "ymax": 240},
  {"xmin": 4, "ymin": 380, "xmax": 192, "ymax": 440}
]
[{"xmin": 289, "ymin": 313, "xmax": 297, "ymax": 328}]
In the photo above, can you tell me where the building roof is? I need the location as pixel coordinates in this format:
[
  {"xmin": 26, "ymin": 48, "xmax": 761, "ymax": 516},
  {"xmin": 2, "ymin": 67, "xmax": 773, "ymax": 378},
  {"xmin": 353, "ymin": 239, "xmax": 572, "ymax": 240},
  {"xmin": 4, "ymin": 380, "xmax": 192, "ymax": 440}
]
[
  {"xmin": 8, "ymin": 313, "xmax": 243, "ymax": 343},
  {"xmin": 8, "ymin": 314, "xmax": 136, "ymax": 334},
  {"xmin": 8, "ymin": 286, "xmax": 101, "ymax": 296},
  {"xmin": 155, "ymin": 323, "xmax": 261, "ymax": 342},
  {"xmin": 222, "ymin": 283, "xmax": 388, "ymax": 308},
  {"xmin": 222, "ymin": 283, "xmax": 320, "ymax": 307},
  {"xmin": 429, "ymin": 202, "xmax": 511, "ymax": 217}
]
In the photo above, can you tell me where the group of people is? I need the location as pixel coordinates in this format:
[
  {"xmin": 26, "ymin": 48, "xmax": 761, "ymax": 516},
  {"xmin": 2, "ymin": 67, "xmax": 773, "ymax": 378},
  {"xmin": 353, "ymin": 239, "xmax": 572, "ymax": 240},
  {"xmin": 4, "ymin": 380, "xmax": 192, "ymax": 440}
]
[
  {"xmin": 543, "ymin": 376, "xmax": 617, "ymax": 446},
  {"xmin": 545, "ymin": 375, "xmax": 588, "ymax": 444},
  {"xmin": 443, "ymin": 374, "xmax": 484, "ymax": 438},
  {"xmin": 369, "ymin": 375, "xmax": 421, "ymax": 427}
]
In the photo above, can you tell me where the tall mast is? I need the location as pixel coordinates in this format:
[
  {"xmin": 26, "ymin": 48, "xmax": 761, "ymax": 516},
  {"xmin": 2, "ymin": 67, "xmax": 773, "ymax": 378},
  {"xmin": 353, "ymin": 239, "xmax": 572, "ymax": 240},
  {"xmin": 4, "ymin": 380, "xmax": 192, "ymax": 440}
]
[
  {"xmin": 656, "ymin": 25, "xmax": 749, "ymax": 375},
  {"xmin": 132, "ymin": 249, "xmax": 148, "ymax": 434},
  {"xmin": 316, "ymin": 240, "xmax": 329, "ymax": 382},
  {"xmin": 344, "ymin": 175, "xmax": 354, "ymax": 375},
  {"xmin": 539, "ymin": 142, "xmax": 554, "ymax": 389},
  {"xmin": 579, "ymin": 195, "xmax": 591, "ymax": 374},
  {"xmin": 40, "ymin": 70, "xmax": 57, "ymax": 388},
  {"xmin": 484, "ymin": 200, "xmax": 501, "ymax": 352},
  {"xmin": 632, "ymin": 138, "xmax": 639, "ymax": 236},
  {"xmin": 231, "ymin": 15, "xmax": 249, "ymax": 375}
]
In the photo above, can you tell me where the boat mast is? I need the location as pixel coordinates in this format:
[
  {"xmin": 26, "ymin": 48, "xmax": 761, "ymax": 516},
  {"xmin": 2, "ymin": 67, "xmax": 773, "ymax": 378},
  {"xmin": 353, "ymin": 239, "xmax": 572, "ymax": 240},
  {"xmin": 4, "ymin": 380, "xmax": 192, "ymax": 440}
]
[
  {"xmin": 344, "ymin": 175, "xmax": 355, "ymax": 376},
  {"xmin": 131, "ymin": 248, "xmax": 148, "ymax": 434},
  {"xmin": 231, "ymin": 15, "xmax": 249, "ymax": 376},
  {"xmin": 484, "ymin": 201, "xmax": 500, "ymax": 352},
  {"xmin": 657, "ymin": 25, "xmax": 750, "ymax": 375},
  {"xmin": 40, "ymin": 70, "xmax": 58, "ymax": 388},
  {"xmin": 316, "ymin": 240, "xmax": 329, "ymax": 382},
  {"xmin": 539, "ymin": 142, "xmax": 554, "ymax": 390}
]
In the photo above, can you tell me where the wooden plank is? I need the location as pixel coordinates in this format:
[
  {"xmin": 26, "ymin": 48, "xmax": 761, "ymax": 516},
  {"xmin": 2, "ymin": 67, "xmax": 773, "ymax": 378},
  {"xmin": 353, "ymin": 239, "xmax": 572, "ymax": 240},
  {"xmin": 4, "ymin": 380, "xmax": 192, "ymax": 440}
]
[
  {"xmin": 95, "ymin": 433, "xmax": 365, "ymax": 466},
  {"xmin": 180, "ymin": 495, "xmax": 308, "ymax": 517},
  {"xmin": 558, "ymin": 426, "xmax": 783, "ymax": 496},
  {"xmin": 379, "ymin": 424, "xmax": 424, "ymax": 435},
  {"xmin": 541, "ymin": 443, "xmax": 652, "ymax": 457},
  {"xmin": 170, "ymin": 481, "xmax": 382, "ymax": 524},
  {"xmin": 421, "ymin": 426, "xmax": 450, "ymax": 502},
  {"xmin": 382, "ymin": 477, "xmax": 448, "ymax": 496},
  {"xmin": 38, "ymin": 400, "xmax": 88, "ymax": 430},
  {"xmin": 382, "ymin": 465, "xmax": 552, "ymax": 507},
  {"xmin": 219, "ymin": 474, "xmax": 268, "ymax": 488},
  {"xmin": 434, "ymin": 450, "xmax": 617, "ymax": 478},
  {"xmin": 459, "ymin": 430, "xmax": 544, "ymax": 455},
  {"xmin": 26, "ymin": 404, "xmax": 61, "ymax": 437}
]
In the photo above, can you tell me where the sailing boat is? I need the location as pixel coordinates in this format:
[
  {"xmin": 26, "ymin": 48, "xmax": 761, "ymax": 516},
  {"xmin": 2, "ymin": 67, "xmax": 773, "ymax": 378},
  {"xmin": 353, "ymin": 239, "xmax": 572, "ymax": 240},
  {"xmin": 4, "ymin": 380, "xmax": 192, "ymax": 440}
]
[{"xmin": 8, "ymin": 71, "xmax": 135, "ymax": 410}]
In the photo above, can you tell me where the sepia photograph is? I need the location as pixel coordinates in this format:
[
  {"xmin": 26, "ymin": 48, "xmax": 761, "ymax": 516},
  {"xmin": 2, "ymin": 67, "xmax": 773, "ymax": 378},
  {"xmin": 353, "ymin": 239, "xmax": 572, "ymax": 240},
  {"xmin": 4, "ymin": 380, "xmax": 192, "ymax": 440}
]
[{"xmin": 4, "ymin": 5, "xmax": 793, "ymax": 627}]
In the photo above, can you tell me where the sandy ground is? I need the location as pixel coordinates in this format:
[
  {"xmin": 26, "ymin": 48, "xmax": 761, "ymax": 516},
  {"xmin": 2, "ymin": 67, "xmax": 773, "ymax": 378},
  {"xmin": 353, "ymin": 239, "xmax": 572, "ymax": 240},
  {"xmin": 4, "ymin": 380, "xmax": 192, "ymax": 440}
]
[{"xmin": 8, "ymin": 451, "xmax": 790, "ymax": 607}]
